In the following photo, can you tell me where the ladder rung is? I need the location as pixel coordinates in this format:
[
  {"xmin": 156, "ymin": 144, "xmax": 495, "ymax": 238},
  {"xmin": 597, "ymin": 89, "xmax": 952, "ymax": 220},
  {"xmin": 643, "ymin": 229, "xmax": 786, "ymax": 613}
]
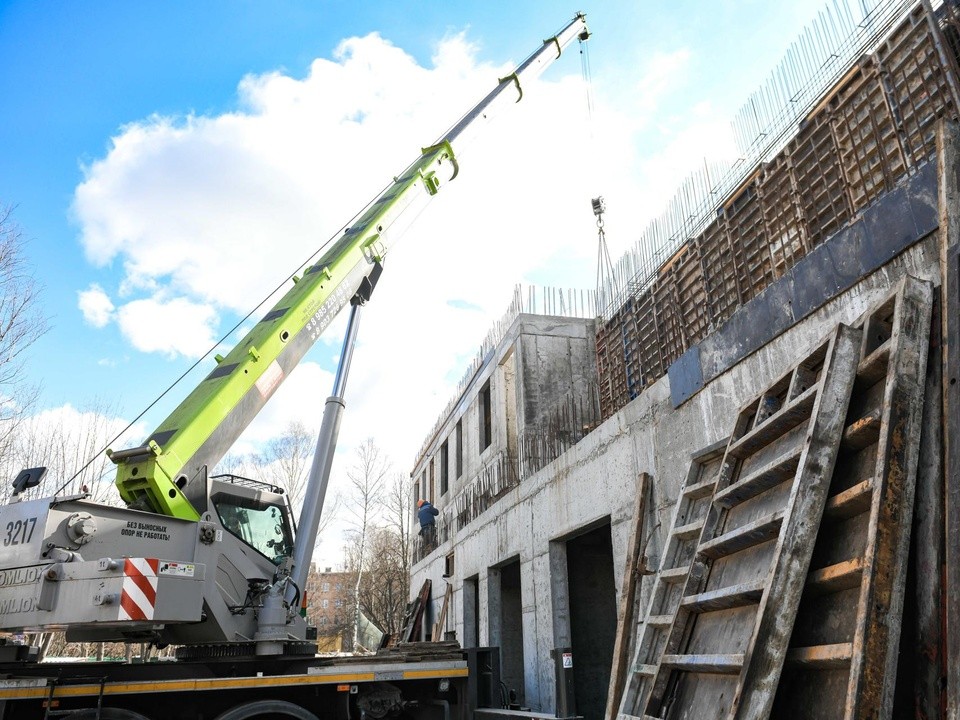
[
  {"xmin": 698, "ymin": 509, "xmax": 785, "ymax": 560},
  {"xmin": 673, "ymin": 519, "xmax": 705, "ymax": 541},
  {"xmin": 728, "ymin": 386, "xmax": 817, "ymax": 459},
  {"xmin": 841, "ymin": 408, "xmax": 882, "ymax": 450},
  {"xmin": 824, "ymin": 478, "xmax": 874, "ymax": 520},
  {"xmin": 683, "ymin": 475, "xmax": 717, "ymax": 500},
  {"xmin": 715, "ymin": 445, "xmax": 802, "ymax": 508},
  {"xmin": 645, "ymin": 614, "xmax": 672, "ymax": 628},
  {"xmin": 805, "ymin": 557, "xmax": 865, "ymax": 596},
  {"xmin": 681, "ymin": 580, "xmax": 765, "ymax": 613},
  {"xmin": 633, "ymin": 663, "xmax": 657, "ymax": 676},
  {"xmin": 785, "ymin": 643, "xmax": 853, "ymax": 669},
  {"xmin": 855, "ymin": 338, "xmax": 891, "ymax": 389},
  {"xmin": 658, "ymin": 566, "xmax": 690, "ymax": 584},
  {"xmin": 660, "ymin": 653, "xmax": 744, "ymax": 674}
]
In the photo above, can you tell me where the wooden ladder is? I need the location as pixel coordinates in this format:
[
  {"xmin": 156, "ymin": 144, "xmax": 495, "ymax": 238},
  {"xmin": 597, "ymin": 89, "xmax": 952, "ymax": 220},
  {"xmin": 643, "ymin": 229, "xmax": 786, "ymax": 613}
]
[
  {"xmin": 615, "ymin": 442, "xmax": 727, "ymax": 718},
  {"xmin": 770, "ymin": 276, "xmax": 933, "ymax": 719},
  {"xmin": 621, "ymin": 323, "xmax": 863, "ymax": 719}
]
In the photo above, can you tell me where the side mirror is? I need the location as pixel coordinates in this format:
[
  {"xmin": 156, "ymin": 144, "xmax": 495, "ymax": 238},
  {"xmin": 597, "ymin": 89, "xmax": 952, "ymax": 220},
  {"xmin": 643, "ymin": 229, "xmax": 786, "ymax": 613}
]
[{"xmin": 12, "ymin": 467, "xmax": 47, "ymax": 496}]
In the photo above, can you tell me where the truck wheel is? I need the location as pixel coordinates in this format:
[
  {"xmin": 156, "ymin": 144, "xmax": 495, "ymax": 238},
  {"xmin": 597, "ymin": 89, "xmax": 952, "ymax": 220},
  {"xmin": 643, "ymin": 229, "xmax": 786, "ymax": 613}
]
[
  {"xmin": 213, "ymin": 700, "xmax": 320, "ymax": 720},
  {"xmin": 67, "ymin": 710, "xmax": 153, "ymax": 720}
]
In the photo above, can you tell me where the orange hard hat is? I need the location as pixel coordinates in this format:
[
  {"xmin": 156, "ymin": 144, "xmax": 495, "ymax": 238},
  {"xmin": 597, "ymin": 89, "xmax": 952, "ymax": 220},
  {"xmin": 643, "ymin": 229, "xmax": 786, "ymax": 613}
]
[{"xmin": 417, "ymin": 499, "xmax": 426, "ymax": 508}]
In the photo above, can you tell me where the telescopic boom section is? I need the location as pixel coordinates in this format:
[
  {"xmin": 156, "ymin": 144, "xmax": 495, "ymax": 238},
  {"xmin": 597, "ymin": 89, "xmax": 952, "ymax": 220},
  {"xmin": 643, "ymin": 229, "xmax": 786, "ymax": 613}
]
[{"xmin": 110, "ymin": 13, "xmax": 590, "ymax": 520}]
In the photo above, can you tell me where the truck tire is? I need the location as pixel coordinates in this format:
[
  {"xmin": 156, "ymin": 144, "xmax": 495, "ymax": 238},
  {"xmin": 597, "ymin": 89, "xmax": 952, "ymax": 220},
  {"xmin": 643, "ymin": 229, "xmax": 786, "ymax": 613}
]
[
  {"xmin": 213, "ymin": 700, "xmax": 321, "ymax": 720},
  {"xmin": 67, "ymin": 710, "xmax": 153, "ymax": 720}
]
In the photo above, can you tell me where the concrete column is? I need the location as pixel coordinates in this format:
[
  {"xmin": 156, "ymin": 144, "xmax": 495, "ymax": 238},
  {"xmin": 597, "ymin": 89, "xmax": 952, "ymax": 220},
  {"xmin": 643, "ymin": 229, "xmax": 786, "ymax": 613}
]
[{"xmin": 520, "ymin": 556, "xmax": 541, "ymax": 710}]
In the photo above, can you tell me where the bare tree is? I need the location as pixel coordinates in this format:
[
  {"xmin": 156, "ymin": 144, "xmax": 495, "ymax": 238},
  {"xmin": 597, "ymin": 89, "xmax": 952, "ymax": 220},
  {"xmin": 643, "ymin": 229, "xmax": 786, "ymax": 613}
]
[
  {"xmin": 352, "ymin": 525, "xmax": 409, "ymax": 636},
  {"xmin": 341, "ymin": 471, "xmax": 412, "ymax": 639},
  {"xmin": 1, "ymin": 399, "xmax": 126, "ymax": 504},
  {"xmin": 0, "ymin": 206, "xmax": 48, "ymax": 472},
  {"xmin": 256, "ymin": 421, "xmax": 313, "ymax": 513},
  {"xmin": 344, "ymin": 438, "xmax": 389, "ymax": 651}
]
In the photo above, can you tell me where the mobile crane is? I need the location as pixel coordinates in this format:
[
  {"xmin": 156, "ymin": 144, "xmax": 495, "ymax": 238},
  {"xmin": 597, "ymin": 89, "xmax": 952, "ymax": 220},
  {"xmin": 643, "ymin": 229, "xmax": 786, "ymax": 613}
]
[{"xmin": 0, "ymin": 13, "xmax": 589, "ymax": 720}]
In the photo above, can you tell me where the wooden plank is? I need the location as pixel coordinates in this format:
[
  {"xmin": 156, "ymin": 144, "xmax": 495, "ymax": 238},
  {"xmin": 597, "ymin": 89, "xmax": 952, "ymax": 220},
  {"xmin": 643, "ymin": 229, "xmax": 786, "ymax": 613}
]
[
  {"xmin": 822, "ymin": 478, "xmax": 874, "ymax": 520},
  {"xmin": 431, "ymin": 582, "xmax": 452, "ymax": 640},
  {"xmin": 913, "ymin": 287, "xmax": 943, "ymax": 720},
  {"xmin": 839, "ymin": 407, "xmax": 882, "ymax": 450},
  {"xmin": 680, "ymin": 580, "xmax": 765, "ymax": 613},
  {"xmin": 673, "ymin": 519, "xmax": 705, "ymax": 540},
  {"xmin": 938, "ymin": 115, "xmax": 960, "ymax": 720},
  {"xmin": 661, "ymin": 654, "xmax": 744, "ymax": 674},
  {"xmin": 846, "ymin": 277, "xmax": 933, "ymax": 719},
  {"xmin": 606, "ymin": 473, "xmax": 652, "ymax": 720},
  {"xmin": 645, "ymin": 615, "xmax": 672, "ymax": 628},
  {"xmin": 731, "ymin": 323, "xmax": 863, "ymax": 719},
  {"xmin": 727, "ymin": 386, "xmax": 817, "ymax": 459},
  {"xmin": 698, "ymin": 509, "xmax": 785, "ymax": 559},
  {"xmin": 785, "ymin": 643, "xmax": 853, "ymax": 669},
  {"xmin": 715, "ymin": 445, "xmax": 802, "ymax": 508},
  {"xmin": 658, "ymin": 566, "xmax": 690, "ymax": 584},
  {"xmin": 854, "ymin": 338, "xmax": 891, "ymax": 389},
  {"xmin": 805, "ymin": 558, "xmax": 865, "ymax": 597},
  {"xmin": 684, "ymin": 476, "xmax": 718, "ymax": 501}
]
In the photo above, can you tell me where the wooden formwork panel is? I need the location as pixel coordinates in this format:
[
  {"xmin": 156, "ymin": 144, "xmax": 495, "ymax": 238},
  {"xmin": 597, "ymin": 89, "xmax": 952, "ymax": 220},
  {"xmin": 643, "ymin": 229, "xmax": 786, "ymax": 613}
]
[
  {"xmin": 618, "ymin": 325, "xmax": 862, "ymax": 720},
  {"xmin": 758, "ymin": 154, "xmax": 809, "ymax": 278},
  {"xmin": 633, "ymin": 290, "xmax": 660, "ymax": 395},
  {"xmin": 723, "ymin": 177, "xmax": 775, "ymax": 304},
  {"xmin": 699, "ymin": 217, "xmax": 741, "ymax": 329},
  {"xmin": 771, "ymin": 277, "xmax": 932, "ymax": 720},
  {"xmin": 651, "ymin": 274, "xmax": 686, "ymax": 372},
  {"xmin": 789, "ymin": 112, "xmax": 852, "ymax": 248},
  {"xmin": 829, "ymin": 60, "xmax": 906, "ymax": 212},
  {"xmin": 597, "ymin": 319, "xmax": 629, "ymax": 421},
  {"xmin": 880, "ymin": 4, "xmax": 957, "ymax": 168},
  {"xmin": 672, "ymin": 240, "xmax": 710, "ymax": 346}
]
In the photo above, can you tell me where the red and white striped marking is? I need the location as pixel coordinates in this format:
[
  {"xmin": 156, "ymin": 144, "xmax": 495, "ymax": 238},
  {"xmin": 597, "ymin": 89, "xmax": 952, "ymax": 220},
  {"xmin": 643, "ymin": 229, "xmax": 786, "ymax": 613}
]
[{"xmin": 119, "ymin": 558, "xmax": 159, "ymax": 621}]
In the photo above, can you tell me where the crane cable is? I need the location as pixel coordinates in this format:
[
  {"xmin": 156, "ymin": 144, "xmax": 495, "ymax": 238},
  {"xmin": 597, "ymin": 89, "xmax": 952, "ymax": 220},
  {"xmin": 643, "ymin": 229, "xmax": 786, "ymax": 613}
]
[
  {"xmin": 578, "ymin": 22, "xmax": 614, "ymax": 318},
  {"xmin": 580, "ymin": 29, "xmax": 595, "ymax": 135}
]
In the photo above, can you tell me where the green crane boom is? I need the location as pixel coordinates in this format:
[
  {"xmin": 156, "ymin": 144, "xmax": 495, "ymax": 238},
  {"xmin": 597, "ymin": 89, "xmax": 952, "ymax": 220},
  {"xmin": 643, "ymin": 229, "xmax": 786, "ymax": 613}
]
[{"xmin": 110, "ymin": 13, "xmax": 590, "ymax": 520}]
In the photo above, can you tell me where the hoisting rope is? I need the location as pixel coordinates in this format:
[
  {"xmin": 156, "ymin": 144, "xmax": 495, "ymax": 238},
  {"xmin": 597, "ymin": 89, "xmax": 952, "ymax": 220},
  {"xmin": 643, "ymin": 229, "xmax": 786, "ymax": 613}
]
[{"xmin": 580, "ymin": 30, "xmax": 595, "ymax": 134}]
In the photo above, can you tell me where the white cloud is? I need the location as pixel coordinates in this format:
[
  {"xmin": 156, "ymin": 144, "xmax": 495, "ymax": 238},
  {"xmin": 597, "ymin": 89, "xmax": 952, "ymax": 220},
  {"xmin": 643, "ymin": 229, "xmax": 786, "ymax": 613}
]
[
  {"xmin": 115, "ymin": 296, "xmax": 218, "ymax": 359},
  {"xmin": 77, "ymin": 283, "xmax": 114, "ymax": 327}
]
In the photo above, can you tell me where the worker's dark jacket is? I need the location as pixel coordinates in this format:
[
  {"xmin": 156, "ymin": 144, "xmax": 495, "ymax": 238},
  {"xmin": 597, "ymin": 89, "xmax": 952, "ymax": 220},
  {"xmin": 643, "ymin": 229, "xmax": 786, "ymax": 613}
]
[{"xmin": 418, "ymin": 502, "xmax": 439, "ymax": 528}]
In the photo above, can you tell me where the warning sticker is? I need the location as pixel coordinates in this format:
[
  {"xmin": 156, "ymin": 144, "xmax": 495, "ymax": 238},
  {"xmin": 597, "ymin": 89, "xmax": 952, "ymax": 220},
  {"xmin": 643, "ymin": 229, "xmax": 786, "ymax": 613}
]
[
  {"xmin": 158, "ymin": 561, "xmax": 195, "ymax": 578},
  {"xmin": 255, "ymin": 360, "xmax": 284, "ymax": 400},
  {"xmin": 562, "ymin": 652, "xmax": 573, "ymax": 668}
]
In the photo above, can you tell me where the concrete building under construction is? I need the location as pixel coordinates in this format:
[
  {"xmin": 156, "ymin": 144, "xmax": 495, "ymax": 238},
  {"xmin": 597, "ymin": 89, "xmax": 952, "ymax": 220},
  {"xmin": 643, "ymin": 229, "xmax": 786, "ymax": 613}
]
[{"xmin": 410, "ymin": 1, "xmax": 960, "ymax": 719}]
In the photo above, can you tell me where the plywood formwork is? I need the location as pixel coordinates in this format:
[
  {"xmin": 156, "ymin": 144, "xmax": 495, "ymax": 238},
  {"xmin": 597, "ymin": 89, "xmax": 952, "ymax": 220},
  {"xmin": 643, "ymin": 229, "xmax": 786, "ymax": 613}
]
[
  {"xmin": 723, "ymin": 173, "xmax": 776, "ymax": 305},
  {"xmin": 770, "ymin": 276, "xmax": 933, "ymax": 719},
  {"xmin": 828, "ymin": 60, "xmax": 907, "ymax": 210},
  {"xmin": 883, "ymin": 3, "xmax": 960, "ymax": 169},
  {"xmin": 616, "ymin": 325, "xmax": 862, "ymax": 720},
  {"xmin": 758, "ymin": 154, "xmax": 810, "ymax": 279}
]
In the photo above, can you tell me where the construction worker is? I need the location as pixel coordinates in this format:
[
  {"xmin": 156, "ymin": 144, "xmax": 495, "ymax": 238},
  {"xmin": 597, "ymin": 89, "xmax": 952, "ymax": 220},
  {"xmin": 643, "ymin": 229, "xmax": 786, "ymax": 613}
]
[{"xmin": 417, "ymin": 499, "xmax": 439, "ymax": 550}]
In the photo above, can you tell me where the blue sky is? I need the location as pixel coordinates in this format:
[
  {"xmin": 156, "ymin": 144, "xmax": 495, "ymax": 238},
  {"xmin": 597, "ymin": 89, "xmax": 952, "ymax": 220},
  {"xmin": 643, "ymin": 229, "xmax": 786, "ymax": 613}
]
[{"xmin": 0, "ymin": 0, "xmax": 823, "ymax": 557}]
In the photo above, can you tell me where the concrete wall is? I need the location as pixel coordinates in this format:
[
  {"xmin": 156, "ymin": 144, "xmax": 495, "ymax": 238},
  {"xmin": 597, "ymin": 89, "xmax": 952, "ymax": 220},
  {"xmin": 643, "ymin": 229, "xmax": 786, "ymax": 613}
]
[
  {"xmin": 410, "ymin": 234, "xmax": 941, "ymax": 713},
  {"xmin": 410, "ymin": 315, "xmax": 597, "ymax": 531}
]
